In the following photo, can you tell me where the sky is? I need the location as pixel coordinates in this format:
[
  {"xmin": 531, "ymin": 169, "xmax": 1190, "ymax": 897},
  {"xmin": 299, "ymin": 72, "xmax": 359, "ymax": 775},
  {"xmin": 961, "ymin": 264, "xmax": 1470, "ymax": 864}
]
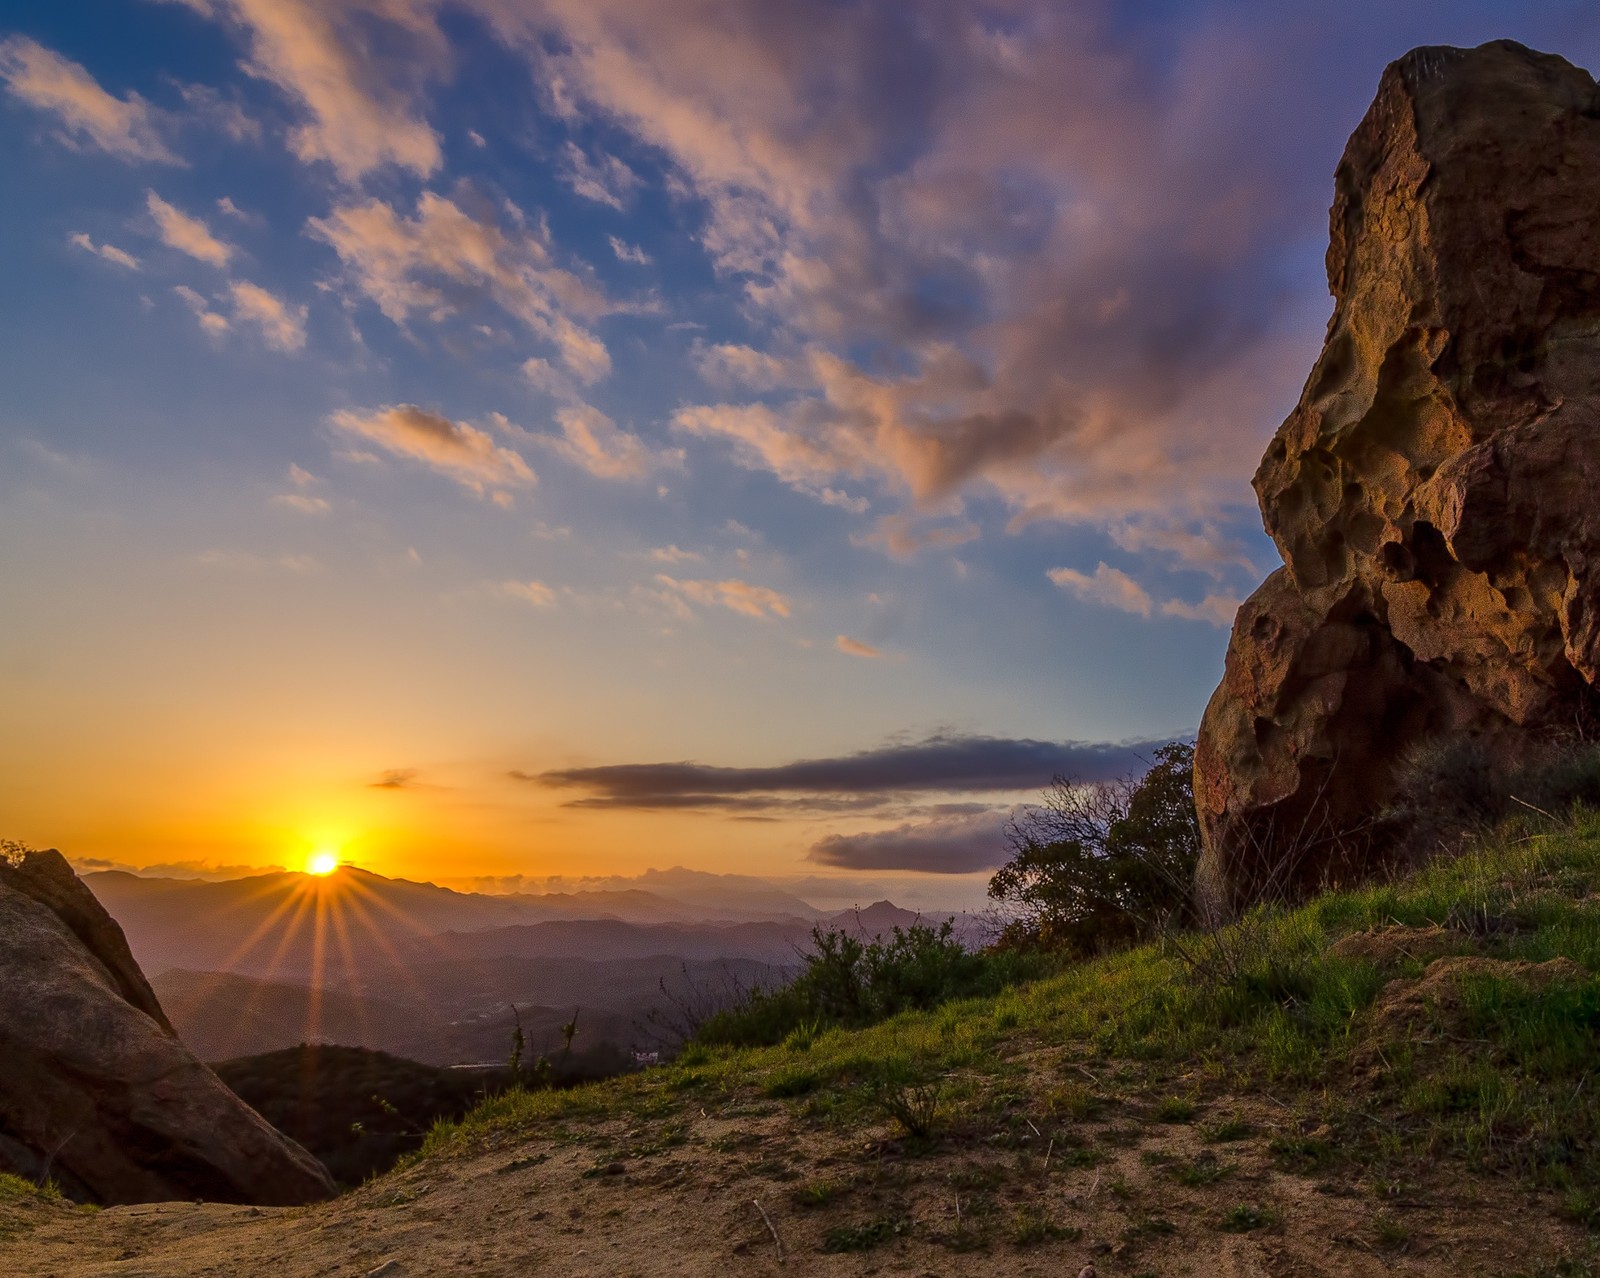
[{"xmin": 1, "ymin": 1, "xmax": 1596, "ymax": 908}]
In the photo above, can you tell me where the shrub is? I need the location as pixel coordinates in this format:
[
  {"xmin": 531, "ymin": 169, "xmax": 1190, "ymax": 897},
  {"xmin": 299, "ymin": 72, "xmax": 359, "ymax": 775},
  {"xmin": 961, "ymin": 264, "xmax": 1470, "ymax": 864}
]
[
  {"xmin": 867, "ymin": 1071, "xmax": 942, "ymax": 1139},
  {"xmin": 694, "ymin": 921, "xmax": 1035, "ymax": 1048},
  {"xmin": 988, "ymin": 741, "xmax": 1200, "ymax": 953}
]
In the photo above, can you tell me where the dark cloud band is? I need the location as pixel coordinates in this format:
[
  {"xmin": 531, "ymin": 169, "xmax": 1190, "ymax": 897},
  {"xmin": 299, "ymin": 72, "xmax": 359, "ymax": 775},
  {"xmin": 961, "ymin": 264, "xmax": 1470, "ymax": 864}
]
[
  {"xmin": 808, "ymin": 810, "xmax": 1013, "ymax": 874},
  {"xmin": 524, "ymin": 734, "xmax": 1173, "ymax": 810}
]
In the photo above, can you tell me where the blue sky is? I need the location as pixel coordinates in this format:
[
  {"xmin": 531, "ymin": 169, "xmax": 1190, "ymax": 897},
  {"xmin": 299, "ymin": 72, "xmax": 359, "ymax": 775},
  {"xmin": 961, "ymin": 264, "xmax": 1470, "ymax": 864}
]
[{"xmin": 1, "ymin": 0, "xmax": 1596, "ymax": 903}]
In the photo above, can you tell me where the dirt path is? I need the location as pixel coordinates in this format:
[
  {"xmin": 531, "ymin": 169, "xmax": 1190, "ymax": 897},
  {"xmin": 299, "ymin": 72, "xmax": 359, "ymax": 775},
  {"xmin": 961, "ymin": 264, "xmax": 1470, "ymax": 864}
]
[{"xmin": 0, "ymin": 1096, "xmax": 1579, "ymax": 1276}]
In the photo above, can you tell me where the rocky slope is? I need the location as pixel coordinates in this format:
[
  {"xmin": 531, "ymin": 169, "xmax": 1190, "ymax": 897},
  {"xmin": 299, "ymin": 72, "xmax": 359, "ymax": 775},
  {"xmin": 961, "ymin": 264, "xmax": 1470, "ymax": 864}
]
[
  {"xmin": 0, "ymin": 849, "xmax": 334, "ymax": 1205},
  {"xmin": 1197, "ymin": 40, "xmax": 1600, "ymax": 914}
]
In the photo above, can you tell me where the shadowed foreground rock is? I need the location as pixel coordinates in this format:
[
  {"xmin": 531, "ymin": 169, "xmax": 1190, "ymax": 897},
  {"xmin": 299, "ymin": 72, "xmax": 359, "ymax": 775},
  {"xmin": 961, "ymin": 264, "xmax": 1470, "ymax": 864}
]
[
  {"xmin": 1196, "ymin": 41, "xmax": 1600, "ymax": 915},
  {"xmin": 0, "ymin": 848, "xmax": 335, "ymax": 1205}
]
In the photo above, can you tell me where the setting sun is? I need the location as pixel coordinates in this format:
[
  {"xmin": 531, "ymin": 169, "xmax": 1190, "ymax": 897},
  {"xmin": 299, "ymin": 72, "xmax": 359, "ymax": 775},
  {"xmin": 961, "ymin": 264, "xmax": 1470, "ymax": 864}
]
[{"xmin": 306, "ymin": 852, "xmax": 339, "ymax": 877}]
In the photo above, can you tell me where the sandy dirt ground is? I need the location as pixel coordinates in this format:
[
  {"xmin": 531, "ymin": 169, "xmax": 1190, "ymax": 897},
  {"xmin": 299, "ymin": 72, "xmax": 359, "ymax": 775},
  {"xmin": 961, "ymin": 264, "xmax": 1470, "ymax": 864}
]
[{"xmin": 0, "ymin": 1094, "xmax": 1584, "ymax": 1277}]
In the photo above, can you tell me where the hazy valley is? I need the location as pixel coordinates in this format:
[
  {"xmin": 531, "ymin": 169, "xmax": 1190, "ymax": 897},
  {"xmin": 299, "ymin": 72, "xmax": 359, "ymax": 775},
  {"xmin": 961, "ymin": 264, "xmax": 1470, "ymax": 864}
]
[{"xmin": 85, "ymin": 865, "xmax": 933, "ymax": 1065}]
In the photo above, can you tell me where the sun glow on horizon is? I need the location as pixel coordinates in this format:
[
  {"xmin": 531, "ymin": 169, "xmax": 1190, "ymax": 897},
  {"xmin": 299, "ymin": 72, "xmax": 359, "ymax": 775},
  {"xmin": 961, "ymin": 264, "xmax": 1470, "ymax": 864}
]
[{"xmin": 306, "ymin": 851, "xmax": 340, "ymax": 876}]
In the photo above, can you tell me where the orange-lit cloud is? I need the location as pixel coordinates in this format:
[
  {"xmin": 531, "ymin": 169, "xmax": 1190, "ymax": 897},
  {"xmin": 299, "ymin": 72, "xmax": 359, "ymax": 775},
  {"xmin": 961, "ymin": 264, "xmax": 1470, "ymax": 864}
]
[
  {"xmin": 545, "ymin": 405, "xmax": 673, "ymax": 482},
  {"xmin": 497, "ymin": 580, "xmax": 557, "ymax": 607},
  {"xmin": 834, "ymin": 635, "xmax": 881, "ymax": 658},
  {"xmin": 147, "ymin": 191, "xmax": 234, "ymax": 266},
  {"xmin": 854, "ymin": 514, "xmax": 979, "ymax": 559},
  {"xmin": 1159, "ymin": 594, "xmax": 1241, "ymax": 628},
  {"xmin": 693, "ymin": 342, "xmax": 797, "ymax": 392},
  {"xmin": 272, "ymin": 493, "xmax": 328, "ymax": 514},
  {"xmin": 228, "ymin": 280, "xmax": 307, "ymax": 352},
  {"xmin": 173, "ymin": 285, "xmax": 230, "ymax": 337},
  {"xmin": 69, "ymin": 232, "xmax": 140, "ymax": 270},
  {"xmin": 0, "ymin": 36, "xmax": 176, "ymax": 162},
  {"xmin": 308, "ymin": 192, "xmax": 611, "ymax": 382},
  {"xmin": 330, "ymin": 404, "xmax": 536, "ymax": 497},
  {"xmin": 1048, "ymin": 562, "xmax": 1238, "ymax": 629},
  {"xmin": 654, "ymin": 575, "xmax": 791, "ymax": 620},
  {"xmin": 174, "ymin": 0, "xmax": 444, "ymax": 181},
  {"xmin": 1047, "ymin": 562, "xmax": 1153, "ymax": 618}
]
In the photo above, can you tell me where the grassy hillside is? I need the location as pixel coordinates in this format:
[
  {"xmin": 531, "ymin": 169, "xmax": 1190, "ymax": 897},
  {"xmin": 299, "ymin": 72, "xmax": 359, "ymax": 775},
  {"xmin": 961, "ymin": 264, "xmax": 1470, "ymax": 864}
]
[
  {"xmin": 409, "ymin": 812, "xmax": 1600, "ymax": 1268},
  {"xmin": 10, "ymin": 815, "xmax": 1600, "ymax": 1274}
]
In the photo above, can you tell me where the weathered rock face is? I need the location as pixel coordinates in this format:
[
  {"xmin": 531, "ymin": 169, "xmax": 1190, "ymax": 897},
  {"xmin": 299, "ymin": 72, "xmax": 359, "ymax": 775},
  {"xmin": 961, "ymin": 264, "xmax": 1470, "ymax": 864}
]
[
  {"xmin": 0, "ymin": 848, "xmax": 335, "ymax": 1205},
  {"xmin": 1196, "ymin": 41, "xmax": 1600, "ymax": 915}
]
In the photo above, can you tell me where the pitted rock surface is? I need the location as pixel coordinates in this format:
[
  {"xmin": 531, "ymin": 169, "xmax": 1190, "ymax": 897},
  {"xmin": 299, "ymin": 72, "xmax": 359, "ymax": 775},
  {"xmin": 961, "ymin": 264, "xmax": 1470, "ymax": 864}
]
[{"xmin": 1196, "ymin": 41, "xmax": 1600, "ymax": 914}]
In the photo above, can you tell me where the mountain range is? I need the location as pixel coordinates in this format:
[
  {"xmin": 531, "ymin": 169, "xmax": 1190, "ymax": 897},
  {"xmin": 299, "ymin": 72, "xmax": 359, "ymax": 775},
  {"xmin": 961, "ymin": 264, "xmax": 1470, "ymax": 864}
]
[{"xmin": 85, "ymin": 866, "xmax": 940, "ymax": 1064}]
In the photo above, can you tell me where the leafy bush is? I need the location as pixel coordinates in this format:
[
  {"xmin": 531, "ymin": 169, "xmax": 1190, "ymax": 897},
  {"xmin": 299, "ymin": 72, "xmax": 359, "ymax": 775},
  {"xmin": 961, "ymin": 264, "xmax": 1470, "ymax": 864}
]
[
  {"xmin": 988, "ymin": 741, "xmax": 1200, "ymax": 953},
  {"xmin": 693, "ymin": 921, "xmax": 1035, "ymax": 1049}
]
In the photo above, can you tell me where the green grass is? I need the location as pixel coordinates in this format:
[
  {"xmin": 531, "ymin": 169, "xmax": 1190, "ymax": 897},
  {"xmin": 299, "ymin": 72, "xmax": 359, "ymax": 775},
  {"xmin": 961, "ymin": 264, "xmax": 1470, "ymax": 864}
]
[
  {"xmin": 0, "ymin": 1174, "xmax": 61, "ymax": 1206},
  {"xmin": 1170, "ymin": 1155, "xmax": 1235, "ymax": 1187},
  {"xmin": 419, "ymin": 811, "xmax": 1600, "ymax": 1211},
  {"xmin": 1154, "ymin": 1095, "xmax": 1197, "ymax": 1122},
  {"xmin": 1219, "ymin": 1204, "xmax": 1278, "ymax": 1233},
  {"xmin": 1010, "ymin": 1207, "xmax": 1081, "ymax": 1245},
  {"xmin": 821, "ymin": 1216, "xmax": 904, "ymax": 1253},
  {"xmin": 0, "ymin": 1174, "xmax": 69, "ymax": 1243}
]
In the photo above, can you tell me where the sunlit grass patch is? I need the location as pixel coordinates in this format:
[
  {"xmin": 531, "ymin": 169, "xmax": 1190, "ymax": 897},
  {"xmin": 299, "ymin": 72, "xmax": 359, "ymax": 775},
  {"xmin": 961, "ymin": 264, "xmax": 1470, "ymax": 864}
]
[{"xmin": 414, "ymin": 810, "xmax": 1600, "ymax": 1231}]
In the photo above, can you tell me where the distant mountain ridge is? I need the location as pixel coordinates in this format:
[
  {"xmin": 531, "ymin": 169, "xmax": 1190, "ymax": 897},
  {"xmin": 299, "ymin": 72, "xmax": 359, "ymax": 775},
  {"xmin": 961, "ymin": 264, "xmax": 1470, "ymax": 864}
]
[
  {"xmin": 84, "ymin": 867, "xmax": 932, "ymax": 981},
  {"xmin": 85, "ymin": 866, "xmax": 949, "ymax": 1065}
]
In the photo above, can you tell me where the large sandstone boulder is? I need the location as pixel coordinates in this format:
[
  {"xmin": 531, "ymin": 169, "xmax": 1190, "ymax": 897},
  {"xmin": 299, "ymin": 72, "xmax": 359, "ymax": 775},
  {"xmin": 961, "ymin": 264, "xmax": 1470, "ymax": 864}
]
[
  {"xmin": 1196, "ymin": 41, "xmax": 1600, "ymax": 916},
  {"xmin": 0, "ymin": 847, "xmax": 335, "ymax": 1204}
]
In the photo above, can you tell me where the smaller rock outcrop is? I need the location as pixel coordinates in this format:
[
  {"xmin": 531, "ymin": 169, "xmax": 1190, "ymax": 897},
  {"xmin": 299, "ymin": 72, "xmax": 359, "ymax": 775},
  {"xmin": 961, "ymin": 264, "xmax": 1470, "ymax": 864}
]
[{"xmin": 0, "ymin": 848, "xmax": 335, "ymax": 1205}]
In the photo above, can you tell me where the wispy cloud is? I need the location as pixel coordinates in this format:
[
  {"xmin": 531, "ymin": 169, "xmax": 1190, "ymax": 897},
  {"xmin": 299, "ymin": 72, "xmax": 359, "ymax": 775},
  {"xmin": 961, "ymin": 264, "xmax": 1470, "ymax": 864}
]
[
  {"xmin": 694, "ymin": 342, "xmax": 796, "ymax": 392},
  {"xmin": 228, "ymin": 279, "xmax": 306, "ymax": 351},
  {"xmin": 173, "ymin": 284, "xmax": 229, "ymax": 336},
  {"xmin": 1047, "ymin": 563, "xmax": 1153, "ymax": 618},
  {"xmin": 146, "ymin": 191, "xmax": 233, "ymax": 266},
  {"xmin": 856, "ymin": 515, "xmax": 979, "ymax": 559},
  {"xmin": 69, "ymin": 232, "xmax": 140, "ymax": 270},
  {"xmin": 608, "ymin": 235, "xmax": 650, "ymax": 265},
  {"xmin": 215, "ymin": 195, "xmax": 259, "ymax": 224},
  {"xmin": 175, "ymin": 81, "xmax": 261, "ymax": 143},
  {"xmin": 648, "ymin": 545, "xmax": 701, "ymax": 564},
  {"xmin": 546, "ymin": 405, "xmax": 671, "ymax": 481},
  {"xmin": 309, "ymin": 191, "xmax": 612, "ymax": 382},
  {"xmin": 0, "ymin": 36, "xmax": 176, "ymax": 162},
  {"xmin": 175, "ymin": 0, "xmax": 444, "ymax": 181},
  {"xmin": 476, "ymin": 0, "xmax": 1322, "ymax": 574},
  {"xmin": 497, "ymin": 579, "xmax": 558, "ymax": 607},
  {"xmin": 654, "ymin": 575, "xmax": 791, "ymax": 620},
  {"xmin": 560, "ymin": 142, "xmax": 640, "ymax": 209},
  {"xmin": 330, "ymin": 404, "xmax": 536, "ymax": 499},
  {"xmin": 835, "ymin": 635, "xmax": 881, "ymax": 658},
  {"xmin": 1158, "ymin": 594, "xmax": 1241, "ymax": 628},
  {"xmin": 272, "ymin": 492, "xmax": 328, "ymax": 514},
  {"xmin": 369, "ymin": 768, "xmax": 420, "ymax": 790},
  {"xmin": 1048, "ymin": 563, "xmax": 1238, "ymax": 628}
]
